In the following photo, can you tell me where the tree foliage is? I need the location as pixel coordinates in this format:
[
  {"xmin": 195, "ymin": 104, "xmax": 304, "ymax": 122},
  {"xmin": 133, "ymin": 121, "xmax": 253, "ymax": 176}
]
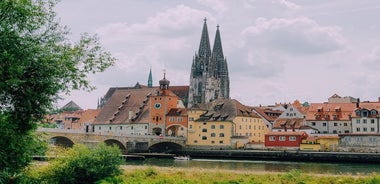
[{"xmin": 0, "ymin": 0, "xmax": 115, "ymax": 178}]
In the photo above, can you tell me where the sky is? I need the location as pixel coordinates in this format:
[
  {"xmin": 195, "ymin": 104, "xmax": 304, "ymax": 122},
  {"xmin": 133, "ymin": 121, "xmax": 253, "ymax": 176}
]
[{"xmin": 54, "ymin": 0, "xmax": 380, "ymax": 109}]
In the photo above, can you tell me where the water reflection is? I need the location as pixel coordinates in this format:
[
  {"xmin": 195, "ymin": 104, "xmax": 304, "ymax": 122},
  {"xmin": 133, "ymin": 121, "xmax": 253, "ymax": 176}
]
[{"xmin": 125, "ymin": 158, "xmax": 380, "ymax": 175}]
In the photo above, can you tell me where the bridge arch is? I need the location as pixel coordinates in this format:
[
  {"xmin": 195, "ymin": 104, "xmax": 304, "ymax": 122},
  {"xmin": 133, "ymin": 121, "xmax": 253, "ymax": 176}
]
[
  {"xmin": 104, "ymin": 139, "xmax": 126, "ymax": 150},
  {"xmin": 50, "ymin": 136, "xmax": 74, "ymax": 148},
  {"xmin": 149, "ymin": 142, "xmax": 183, "ymax": 153}
]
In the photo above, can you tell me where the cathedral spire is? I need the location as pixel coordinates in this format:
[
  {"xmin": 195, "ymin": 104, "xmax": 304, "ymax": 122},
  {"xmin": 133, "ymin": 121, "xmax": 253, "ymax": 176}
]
[
  {"xmin": 198, "ymin": 18, "xmax": 211, "ymax": 58},
  {"xmin": 212, "ymin": 24, "xmax": 224, "ymax": 60},
  {"xmin": 148, "ymin": 67, "xmax": 153, "ymax": 88}
]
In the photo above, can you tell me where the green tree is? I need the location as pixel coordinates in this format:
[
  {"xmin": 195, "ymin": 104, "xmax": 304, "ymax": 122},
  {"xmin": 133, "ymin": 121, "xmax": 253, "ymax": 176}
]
[{"xmin": 0, "ymin": 0, "xmax": 115, "ymax": 181}]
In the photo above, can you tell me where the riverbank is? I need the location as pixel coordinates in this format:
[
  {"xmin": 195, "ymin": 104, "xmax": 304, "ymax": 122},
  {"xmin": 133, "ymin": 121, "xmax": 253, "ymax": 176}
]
[
  {"xmin": 177, "ymin": 149, "xmax": 380, "ymax": 163},
  {"xmin": 105, "ymin": 165, "xmax": 380, "ymax": 184}
]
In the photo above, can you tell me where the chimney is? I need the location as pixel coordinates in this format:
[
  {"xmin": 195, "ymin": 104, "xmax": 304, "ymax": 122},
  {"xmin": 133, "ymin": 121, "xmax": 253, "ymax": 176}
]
[
  {"xmin": 128, "ymin": 111, "xmax": 133, "ymax": 120},
  {"xmin": 356, "ymin": 98, "xmax": 360, "ymax": 108},
  {"xmin": 284, "ymin": 126, "xmax": 287, "ymax": 132}
]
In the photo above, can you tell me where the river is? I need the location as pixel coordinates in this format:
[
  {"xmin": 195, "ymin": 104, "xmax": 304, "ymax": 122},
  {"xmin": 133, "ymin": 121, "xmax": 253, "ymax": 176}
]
[{"xmin": 125, "ymin": 158, "xmax": 380, "ymax": 175}]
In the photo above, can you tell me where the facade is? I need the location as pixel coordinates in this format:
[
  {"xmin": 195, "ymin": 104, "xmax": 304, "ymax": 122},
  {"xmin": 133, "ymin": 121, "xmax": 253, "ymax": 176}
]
[
  {"xmin": 272, "ymin": 103, "xmax": 317, "ymax": 134},
  {"xmin": 93, "ymin": 75, "xmax": 187, "ymax": 137},
  {"xmin": 351, "ymin": 101, "xmax": 380, "ymax": 134},
  {"xmin": 300, "ymin": 136, "xmax": 339, "ymax": 151},
  {"xmin": 252, "ymin": 106, "xmax": 283, "ymax": 130},
  {"xmin": 74, "ymin": 109, "xmax": 100, "ymax": 131},
  {"xmin": 187, "ymin": 99, "xmax": 268, "ymax": 148},
  {"xmin": 188, "ymin": 18, "xmax": 230, "ymax": 107},
  {"xmin": 265, "ymin": 131, "xmax": 308, "ymax": 148},
  {"xmin": 305, "ymin": 103, "xmax": 355, "ymax": 134}
]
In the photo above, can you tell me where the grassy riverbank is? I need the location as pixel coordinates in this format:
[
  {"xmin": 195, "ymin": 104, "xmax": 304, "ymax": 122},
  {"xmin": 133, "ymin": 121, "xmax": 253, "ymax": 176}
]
[{"xmin": 97, "ymin": 165, "xmax": 380, "ymax": 184}]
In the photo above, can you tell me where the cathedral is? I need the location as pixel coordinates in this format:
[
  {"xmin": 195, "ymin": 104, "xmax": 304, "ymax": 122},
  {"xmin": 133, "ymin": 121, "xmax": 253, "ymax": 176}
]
[{"xmin": 188, "ymin": 18, "xmax": 230, "ymax": 108}]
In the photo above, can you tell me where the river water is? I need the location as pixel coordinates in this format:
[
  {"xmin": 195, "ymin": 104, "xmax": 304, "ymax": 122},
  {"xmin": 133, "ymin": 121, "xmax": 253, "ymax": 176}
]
[{"xmin": 125, "ymin": 158, "xmax": 380, "ymax": 175}]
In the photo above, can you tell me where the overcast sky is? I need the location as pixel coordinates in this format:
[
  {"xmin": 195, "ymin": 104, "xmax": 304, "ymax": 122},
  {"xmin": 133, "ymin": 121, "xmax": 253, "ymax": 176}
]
[{"xmin": 55, "ymin": 0, "xmax": 380, "ymax": 109}]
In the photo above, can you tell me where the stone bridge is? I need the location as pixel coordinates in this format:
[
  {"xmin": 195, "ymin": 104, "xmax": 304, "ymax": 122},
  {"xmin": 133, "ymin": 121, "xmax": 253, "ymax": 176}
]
[{"xmin": 37, "ymin": 128, "xmax": 186, "ymax": 153}]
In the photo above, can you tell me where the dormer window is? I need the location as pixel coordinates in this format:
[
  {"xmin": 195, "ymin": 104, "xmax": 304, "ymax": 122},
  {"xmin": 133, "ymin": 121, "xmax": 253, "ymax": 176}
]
[
  {"xmin": 355, "ymin": 110, "xmax": 361, "ymax": 116},
  {"xmin": 362, "ymin": 110, "xmax": 369, "ymax": 117},
  {"xmin": 371, "ymin": 110, "xmax": 377, "ymax": 116}
]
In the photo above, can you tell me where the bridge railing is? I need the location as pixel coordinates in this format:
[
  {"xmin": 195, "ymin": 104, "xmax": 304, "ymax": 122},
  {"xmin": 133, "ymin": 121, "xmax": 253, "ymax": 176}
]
[{"xmin": 37, "ymin": 128, "xmax": 186, "ymax": 141}]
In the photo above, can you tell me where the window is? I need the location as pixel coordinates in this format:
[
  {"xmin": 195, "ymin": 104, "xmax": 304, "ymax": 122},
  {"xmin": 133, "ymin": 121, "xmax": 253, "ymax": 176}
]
[
  {"xmin": 219, "ymin": 140, "xmax": 224, "ymax": 144},
  {"xmin": 363, "ymin": 128, "xmax": 368, "ymax": 132},
  {"xmin": 131, "ymin": 126, "xmax": 133, "ymax": 130},
  {"xmin": 219, "ymin": 133, "xmax": 225, "ymax": 137},
  {"xmin": 169, "ymin": 117, "xmax": 175, "ymax": 122},
  {"xmin": 356, "ymin": 128, "xmax": 360, "ymax": 132},
  {"xmin": 289, "ymin": 136, "xmax": 296, "ymax": 141},
  {"xmin": 344, "ymin": 123, "xmax": 348, "ymax": 126},
  {"xmin": 180, "ymin": 127, "xmax": 184, "ymax": 131},
  {"xmin": 189, "ymin": 117, "xmax": 194, "ymax": 121},
  {"xmin": 239, "ymin": 125, "xmax": 242, "ymax": 129},
  {"xmin": 190, "ymin": 125, "xmax": 193, "ymax": 129},
  {"xmin": 203, "ymin": 122, "xmax": 207, "ymax": 125},
  {"xmin": 177, "ymin": 117, "xmax": 183, "ymax": 122},
  {"xmin": 322, "ymin": 123, "xmax": 327, "ymax": 127},
  {"xmin": 202, "ymin": 136, "xmax": 207, "ymax": 140},
  {"xmin": 211, "ymin": 133, "xmax": 216, "ymax": 137},
  {"xmin": 371, "ymin": 119, "xmax": 375, "ymax": 124},
  {"xmin": 334, "ymin": 123, "xmax": 338, "ymax": 126},
  {"xmin": 99, "ymin": 126, "xmax": 101, "ymax": 130},
  {"xmin": 279, "ymin": 136, "xmax": 286, "ymax": 141},
  {"xmin": 363, "ymin": 119, "xmax": 367, "ymax": 124},
  {"xmin": 211, "ymin": 125, "xmax": 215, "ymax": 129},
  {"xmin": 211, "ymin": 141, "xmax": 215, "ymax": 144},
  {"xmin": 120, "ymin": 126, "xmax": 123, "ymax": 130},
  {"xmin": 371, "ymin": 127, "xmax": 375, "ymax": 132},
  {"xmin": 356, "ymin": 119, "xmax": 360, "ymax": 124},
  {"xmin": 202, "ymin": 128, "xmax": 207, "ymax": 133},
  {"xmin": 109, "ymin": 126, "xmax": 112, "ymax": 130},
  {"xmin": 311, "ymin": 122, "xmax": 316, "ymax": 126},
  {"xmin": 194, "ymin": 140, "xmax": 198, "ymax": 143},
  {"xmin": 249, "ymin": 125, "xmax": 251, "ymax": 129},
  {"xmin": 269, "ymin": 136, "xmax": 276, "ymax": 141},
  {"xmin": 220, "ymin": 125, "xmax": 224, "ymax": 129}
]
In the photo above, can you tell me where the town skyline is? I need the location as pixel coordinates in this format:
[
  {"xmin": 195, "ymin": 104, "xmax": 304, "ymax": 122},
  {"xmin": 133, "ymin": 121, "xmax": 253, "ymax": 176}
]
[{"xmin": 55, "ymin": 0, "xmax": 380, "ymax": 109}]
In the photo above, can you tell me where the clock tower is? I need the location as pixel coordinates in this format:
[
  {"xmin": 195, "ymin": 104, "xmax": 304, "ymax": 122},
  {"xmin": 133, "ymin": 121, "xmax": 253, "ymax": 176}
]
[{"xmin": 149, "ymin": 72, "xmax": 179, "ymax": 135}]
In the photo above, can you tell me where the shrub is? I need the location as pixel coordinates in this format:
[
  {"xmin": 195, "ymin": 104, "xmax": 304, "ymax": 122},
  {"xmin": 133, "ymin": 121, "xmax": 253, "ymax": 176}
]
[{"xmin": 24, "ymin": 143, "xmax": 123, "ymax": 184}]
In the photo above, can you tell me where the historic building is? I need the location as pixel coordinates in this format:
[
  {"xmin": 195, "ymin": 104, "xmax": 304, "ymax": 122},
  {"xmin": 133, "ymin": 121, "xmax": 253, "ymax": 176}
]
[
  {"xmin": 187, "ymin": 99, "xmax": 268, "ymax": 149},
  {"xmin": 188, "ymin": 18, "xmax": 230, "ymax": 108},
  {"xmin": 92, "ymin": 74, "xmax": 188, "ymax": 137},
  {"xmin": 351, "ymin": 100, "xmax": 380, "ymax": 134}
]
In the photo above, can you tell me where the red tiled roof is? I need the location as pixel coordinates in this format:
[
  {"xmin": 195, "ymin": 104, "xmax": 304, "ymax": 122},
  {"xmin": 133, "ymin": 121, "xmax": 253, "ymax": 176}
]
[
  {"xmin": 94, "ymin": 87, "xmax": 158, "ymax": 124},
  {"xmin": 252, "ymin": 107, "xmax": 283, "ymax": 122},
  {"xmin": 305, "ymin": 103, "xmax": 356, "ymax": 121}
]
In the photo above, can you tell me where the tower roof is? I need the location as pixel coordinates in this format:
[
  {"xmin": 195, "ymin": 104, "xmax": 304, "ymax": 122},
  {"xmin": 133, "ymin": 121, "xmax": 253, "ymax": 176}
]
[
  {"xmin": 198, "ymin": 18, "xmax": 211, "ymax": 58},
  {"xmin": 148, "ymin": 67, "xmax": 153, "ymax": 87},
  {"xmin": 212, "ymin": 24, "xmax": 224, "ymax": 60}
]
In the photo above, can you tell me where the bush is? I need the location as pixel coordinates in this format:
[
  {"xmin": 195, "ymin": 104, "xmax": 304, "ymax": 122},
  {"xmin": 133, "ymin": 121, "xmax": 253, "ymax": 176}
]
[{"xmin": 24, "ymin": 143, "xmax": 123, "ymax": 184}]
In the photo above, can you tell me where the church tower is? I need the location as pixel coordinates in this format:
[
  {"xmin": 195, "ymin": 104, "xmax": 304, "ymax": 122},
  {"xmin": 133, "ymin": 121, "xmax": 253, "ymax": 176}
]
[{"xmin": 188, "ymin": 18, "xmax": 230, "ymax": 108}]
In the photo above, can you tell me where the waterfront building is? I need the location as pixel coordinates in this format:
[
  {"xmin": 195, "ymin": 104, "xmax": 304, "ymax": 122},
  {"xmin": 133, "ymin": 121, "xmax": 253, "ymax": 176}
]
[
  {"xmin": 251, "ymin": 106, "xmax": 283, "ymax": 130},
  {"xmin": 187, "ymin": 99, "xmax": 268, "ymax": 149},
  {"xmin": 264, "ymin": 131, "xmax": 308, "ymax": 148},
  {"xmin": 300, "ymin": 136, "xmax": 339, "ymax": 152},
  {"xmin": 74, "ymin": 109, "xmax": 100, "ymax": 131},
  {"xmin": 305, "ymin": 102, "xmax": 355, "ymax": 134},
  {"xmin": 272, "ymin": 103, "xmax": 317, "ymax": 134},
  {"xmin": 188, "ymin": 18, "xmax": 230, "ymax": 108},
  {"xmin": 93, "ymin": 74, "xmax": 188, "ymax": 137},
  {"xmin": 351, "ymin": 100, "xmax": 380, "ymax": 134}
]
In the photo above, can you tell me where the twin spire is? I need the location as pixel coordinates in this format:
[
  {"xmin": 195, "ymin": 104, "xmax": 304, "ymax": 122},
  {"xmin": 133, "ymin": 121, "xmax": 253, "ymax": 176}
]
[{"xmin": 198, "ymin": 18, "xmax": 224, "ymax": 60}]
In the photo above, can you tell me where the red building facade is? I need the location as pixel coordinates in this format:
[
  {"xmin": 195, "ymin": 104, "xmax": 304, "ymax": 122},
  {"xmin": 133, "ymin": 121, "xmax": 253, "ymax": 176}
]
[{"xmin": 264, "ymin": 131, "xmax": 308, "ymax": 147}]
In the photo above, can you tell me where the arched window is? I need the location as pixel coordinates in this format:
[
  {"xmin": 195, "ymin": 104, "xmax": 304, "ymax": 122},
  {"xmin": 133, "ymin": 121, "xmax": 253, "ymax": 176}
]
[
  {"xmin": 202, "ymin": 128, "xmax": 207, "ymax": 133},
  {"xmin": 211, "ymin": 133, "xmax": 216, "ymax": 137},
  {"xmin": 219, "ymin": 133, "xmax": 224, "ymax": 137}
]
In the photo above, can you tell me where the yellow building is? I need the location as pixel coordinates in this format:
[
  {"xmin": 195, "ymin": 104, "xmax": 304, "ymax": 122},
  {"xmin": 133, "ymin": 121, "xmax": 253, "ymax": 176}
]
[
  {"xmin": 300, "ymin": 136, "xmax": 339, "ymax": 152},
  {"xmin": 187, "ymin": 99, "xmax": 268, "ymax": 149}
]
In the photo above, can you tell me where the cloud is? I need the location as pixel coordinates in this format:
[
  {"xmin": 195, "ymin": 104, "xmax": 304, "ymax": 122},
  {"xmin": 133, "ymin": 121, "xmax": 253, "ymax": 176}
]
[
  {"xmin": 242, "ymin": 17, "xmax": 346, "ymax": 55},
  {"xmin": 196, "ymin": 0, "xmax": 227, "ymax": 12},
  {"xmin": 276, "ymin": 0, "xmax": 301, "ymax": 10}
]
